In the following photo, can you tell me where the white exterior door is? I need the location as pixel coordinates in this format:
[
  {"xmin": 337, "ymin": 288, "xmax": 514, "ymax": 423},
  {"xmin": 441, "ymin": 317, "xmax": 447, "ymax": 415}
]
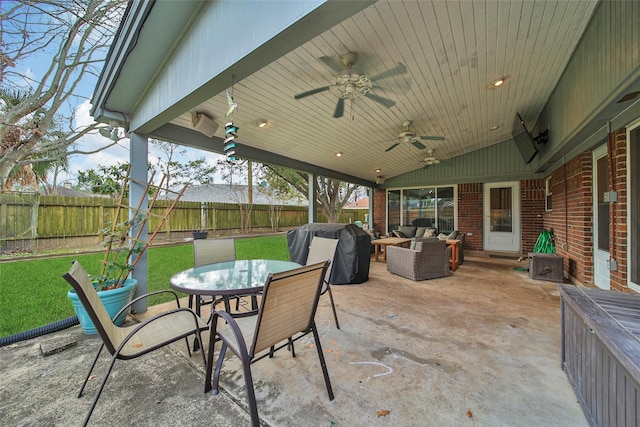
[
  {"xmin": 483, "ymin": 181, "xmax": 521, "ymax": 252},
  {"xmin": 593, "ymin": 145, "xmax": 611, "ymax": 289}
]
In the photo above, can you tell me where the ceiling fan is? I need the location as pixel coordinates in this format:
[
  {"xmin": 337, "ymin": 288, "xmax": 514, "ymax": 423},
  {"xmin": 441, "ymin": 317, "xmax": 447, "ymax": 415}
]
[
  {"xmin": 384, "ymin": 120, "xmax": 445, "ymax": 152},
  {"xmin": 293, "ymin": 52, "xmax": 407, "ymax": 118},
  {"xmin": 423, "ymin": 149, "xmax": 442, "ymax": 167}
]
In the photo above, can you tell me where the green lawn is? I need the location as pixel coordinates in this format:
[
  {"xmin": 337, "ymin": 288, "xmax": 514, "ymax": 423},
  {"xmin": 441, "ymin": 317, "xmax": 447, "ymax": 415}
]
[{"xmin": 0, "ymin": 234, "xmax": 290, "ymax": 337}]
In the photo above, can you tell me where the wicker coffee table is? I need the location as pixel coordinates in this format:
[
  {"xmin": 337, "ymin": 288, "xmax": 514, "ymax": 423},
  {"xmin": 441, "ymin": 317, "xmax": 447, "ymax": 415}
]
[{"xmin": 372, "ymin": 237, "xmax": 412, "ymax": 262}]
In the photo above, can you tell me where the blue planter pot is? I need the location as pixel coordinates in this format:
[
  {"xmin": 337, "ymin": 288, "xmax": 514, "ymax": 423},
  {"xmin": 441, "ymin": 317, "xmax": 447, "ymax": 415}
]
[{"xmin": 67, "ymin": 278, "xmax": 138, "ymax": 334}]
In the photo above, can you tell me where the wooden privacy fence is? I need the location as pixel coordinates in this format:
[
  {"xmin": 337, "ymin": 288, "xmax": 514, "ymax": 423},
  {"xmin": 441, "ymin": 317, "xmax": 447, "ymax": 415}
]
[{"xmin": 0, "ymin": 193, "xmax": 367, "ymax": 253}]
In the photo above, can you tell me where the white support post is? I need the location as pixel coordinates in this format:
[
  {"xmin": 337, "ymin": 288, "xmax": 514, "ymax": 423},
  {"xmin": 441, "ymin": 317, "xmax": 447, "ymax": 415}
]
[
  {"xmin": 308, "ymin": 173, "xmax": 317, "ymax": 223},
  {"xmin": 129, "ymin": 132, "xmax": 149, "ymax": 313}
]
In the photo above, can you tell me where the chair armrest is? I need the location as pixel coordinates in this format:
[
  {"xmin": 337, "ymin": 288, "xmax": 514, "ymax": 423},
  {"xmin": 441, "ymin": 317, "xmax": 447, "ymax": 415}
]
[{"xmin": 113, "ymin": 289, "xmax": 182, "ymax": 321}]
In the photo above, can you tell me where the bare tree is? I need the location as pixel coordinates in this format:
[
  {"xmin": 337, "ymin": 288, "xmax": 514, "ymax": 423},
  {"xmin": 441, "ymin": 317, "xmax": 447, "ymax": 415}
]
[
  {"xmin": 150, "ymin": 139, "xmax": 217, "ymax": 196},
  {"xmin": 216, "ymin": 158, "xmax": 258, "ymax": 234},
  {"xmin": 260, "ymin": 164, "xmax": 360, "ymax": 222},
  {"xmin": 0, "ymin": 0, "xmax": 127, "ymax": 191}
]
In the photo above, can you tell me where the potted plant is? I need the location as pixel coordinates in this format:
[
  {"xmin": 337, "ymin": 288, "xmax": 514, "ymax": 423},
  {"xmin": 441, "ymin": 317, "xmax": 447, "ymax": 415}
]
[
  {"xmin": 66, "ymin": 167, "xmax": 187, "ymax": 334},
  {"xmin": 192, "ymin": 229, "xmax": 208, "ymax": 240},
  {"xmin": 67, "ymin": 214, "xmax": 148, "ymax": 334}
]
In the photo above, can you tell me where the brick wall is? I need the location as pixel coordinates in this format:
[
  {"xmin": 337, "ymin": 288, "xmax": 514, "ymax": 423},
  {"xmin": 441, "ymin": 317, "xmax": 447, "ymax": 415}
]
[
  {"xmin": 543, "ymin": 153, "xmax": 594, "ymax": 285},
  {"xmin": 372, "ymin": 188, "xmax": 386, "ymax": 235},
  {"xmin": 521, "ymin": 179, "xmax": 546, "ymax": 254},
  {"xmin": 457, "ymin": 183, "xmax": 483, "ymax": 251},
  {"xmin": 609, "ymin": 129, "xmax": 628, "ymax": 291}
]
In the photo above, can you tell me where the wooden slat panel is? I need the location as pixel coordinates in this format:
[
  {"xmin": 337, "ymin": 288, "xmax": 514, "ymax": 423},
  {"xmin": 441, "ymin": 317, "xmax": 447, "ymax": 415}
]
[{"xmin": 560, "ymin": 285, "xmax": 640, "ymax": 427}]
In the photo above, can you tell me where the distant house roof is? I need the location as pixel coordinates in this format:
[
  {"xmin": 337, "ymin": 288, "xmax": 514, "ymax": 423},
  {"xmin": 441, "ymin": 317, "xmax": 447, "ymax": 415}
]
[
  {"xmin": 344, "ymin": 198, "xmax": 369, "ymax": 209},
  {"xmin": 54, "ymin": 185, "xmax": 97, "ymax": 197},
  {"xmin": 178, "ymin": 184, "xmax": 307, "ymax": 206}
]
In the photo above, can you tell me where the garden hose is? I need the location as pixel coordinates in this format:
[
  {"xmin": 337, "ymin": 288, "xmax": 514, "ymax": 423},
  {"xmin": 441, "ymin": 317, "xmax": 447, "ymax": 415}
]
[
  {"xmin": 533, "ymin": 228, "xmax": 556, "ymax": 254},
  {"xmin": 0, "ymin": 316, "xmax": 79, "ymax": 347}
]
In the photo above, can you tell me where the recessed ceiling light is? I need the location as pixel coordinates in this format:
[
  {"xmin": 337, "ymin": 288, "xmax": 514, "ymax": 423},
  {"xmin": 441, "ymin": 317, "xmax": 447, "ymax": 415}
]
[
  {"xmin": 335, "ymin": 152, "xmax": 343, "ymax": 157},
  {"xmin": 493, "ymin": 78, "xmax": 505, "ymax": 87},
  {"xmin": 375, "ymin": 168, "xmax": 381, "ymax": 173},
  {"xmin": 257, "ymin": 119, "xmax": 269, "ymax": 128}
]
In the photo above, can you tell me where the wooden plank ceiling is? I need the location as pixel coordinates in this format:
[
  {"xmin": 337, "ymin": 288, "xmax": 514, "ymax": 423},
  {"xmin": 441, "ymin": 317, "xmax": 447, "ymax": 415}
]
[{"xmin": 170, "ymin": 0, "xmax": 598, "ymax": 182}]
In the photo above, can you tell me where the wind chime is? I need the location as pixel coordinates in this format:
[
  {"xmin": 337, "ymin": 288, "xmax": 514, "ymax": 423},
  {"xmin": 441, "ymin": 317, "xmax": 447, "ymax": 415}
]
[{"xmin": 224, "ymin": 80, "xmax": 239, "ymax": 161}]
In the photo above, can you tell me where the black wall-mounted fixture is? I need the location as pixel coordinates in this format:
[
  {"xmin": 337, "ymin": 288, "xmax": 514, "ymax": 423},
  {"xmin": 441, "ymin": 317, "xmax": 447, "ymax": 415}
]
[{"xmin": 534, "ymin": 129, "xmax": 549, "ymax": 145}]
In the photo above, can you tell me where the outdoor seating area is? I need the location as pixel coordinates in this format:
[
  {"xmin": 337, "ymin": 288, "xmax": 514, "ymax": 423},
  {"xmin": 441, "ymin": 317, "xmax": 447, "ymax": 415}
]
[{"xmin": 1, "ymin": 252, "xmax": 588, "ymax": 426}]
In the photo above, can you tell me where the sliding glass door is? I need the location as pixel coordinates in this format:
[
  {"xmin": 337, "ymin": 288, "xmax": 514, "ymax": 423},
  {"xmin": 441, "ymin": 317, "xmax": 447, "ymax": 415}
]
[{"xmin": 386, "ymin": 186, "xmax": 456, "ymax": 233}]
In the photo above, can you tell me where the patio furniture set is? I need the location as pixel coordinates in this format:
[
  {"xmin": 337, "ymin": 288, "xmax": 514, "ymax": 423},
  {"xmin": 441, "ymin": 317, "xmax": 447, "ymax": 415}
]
[
  {"xmin": 369, "ymin": 224, "xmax": 466, "ymax": 281},
  {"xmin": 62, "ymin": 236, "xmax": 341, "ymax": 427},
  {"xmin": 62, "ymin": 224, "xmax": 465, "ymax": 426}
]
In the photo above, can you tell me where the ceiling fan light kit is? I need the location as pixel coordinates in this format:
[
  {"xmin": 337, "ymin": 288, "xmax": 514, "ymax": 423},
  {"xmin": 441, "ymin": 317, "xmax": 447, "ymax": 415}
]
[
  {"xmin": 293, "ymin": 52, "xmax": 407, "ymax": 118},
  {"xmin": 384, "ymin": 120, "xmax": 445, "ymax": 152},
  {"xmin": 423, "ymin": 149, "xmax": 441, "ymax": 166}
]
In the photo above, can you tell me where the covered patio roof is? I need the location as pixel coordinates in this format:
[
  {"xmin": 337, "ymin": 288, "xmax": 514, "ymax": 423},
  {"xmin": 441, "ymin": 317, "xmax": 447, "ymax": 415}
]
[{"xmin": 91, "ymin": 0, "xmax": 639, "ymax": 187}]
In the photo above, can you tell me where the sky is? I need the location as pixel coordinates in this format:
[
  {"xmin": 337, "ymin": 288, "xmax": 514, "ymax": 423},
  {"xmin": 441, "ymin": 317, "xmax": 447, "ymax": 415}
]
[
  {"xmin": 4, "ymin": 1, "xmax": 225, "ymax": 188},
  {"xmin": 69, "ymin": 100, "xmax": 225, "ymax": 186}
]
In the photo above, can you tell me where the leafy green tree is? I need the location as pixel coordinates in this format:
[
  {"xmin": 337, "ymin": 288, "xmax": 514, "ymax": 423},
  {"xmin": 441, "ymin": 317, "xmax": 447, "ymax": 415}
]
[
  {"xmin": 0, "ymin": 0, "xmax": 128, "ymax": 191},
  {"xmin": 77, "ymin": 163, "xmax": 130, "ymax": 197}
]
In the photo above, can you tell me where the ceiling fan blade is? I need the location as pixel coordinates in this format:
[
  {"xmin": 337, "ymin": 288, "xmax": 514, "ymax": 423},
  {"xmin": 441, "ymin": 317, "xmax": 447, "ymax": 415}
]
[
  {"xmin": 364, "ymin": 92, "xmax": 396, "ymax": 108},
  {"xmin": 294, "ymin": 86, "xmax": 330, "ymax": 99},
  {"xmin": 333, "ymin": 97, "xmax": 345, "ymax": 118},
  {"xmin": 370, "ymin": 63, "xmax": 407, "ymax": 81},
  {"xmin": 385, "ymin": 142, "xmax": 400, "ymax": 152},
  {"xmin": 411, "ymin": 140, "xmax": 427, "ymax": 150},
  {"xmin": 318, "ymin": 55, "xmax": 344, "ymax": 72},
  {"xmin": 420, "ymin": 135, "xmax": 446, "ymax": 141}
]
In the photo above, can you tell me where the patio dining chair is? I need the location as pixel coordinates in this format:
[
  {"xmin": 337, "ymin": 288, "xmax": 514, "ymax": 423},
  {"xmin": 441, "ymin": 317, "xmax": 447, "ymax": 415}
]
[
  {"xmin": 62, "ymin": 260, "xmax": 208, "ymax": 427},
  {"xmin": 191, "ymin": 238, "xmax": 242, "ymax": 314},
  {"xmin": 306, "ymin": 236, "xmax": 341, "ymax": 328},
  {"xmin": 204, "ymin": 261, "xmax": 334, "ymax": 427}
]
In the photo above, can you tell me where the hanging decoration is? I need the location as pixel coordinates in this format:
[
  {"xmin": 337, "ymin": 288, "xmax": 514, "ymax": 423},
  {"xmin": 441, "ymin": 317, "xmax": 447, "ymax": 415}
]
[
  {"xmin": 224, "ymin": 78, "xmax": 239, "ymax": 160},
  {"xmin": 224, "ymin": 121, "xmax": 238, "ymax": 161}
]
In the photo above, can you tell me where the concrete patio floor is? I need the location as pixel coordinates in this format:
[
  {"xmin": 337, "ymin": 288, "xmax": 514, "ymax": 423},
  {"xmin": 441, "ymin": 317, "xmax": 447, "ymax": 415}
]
[{"xmin": 0, "ymin": 252, "xmax": 587, "ymax": 426}]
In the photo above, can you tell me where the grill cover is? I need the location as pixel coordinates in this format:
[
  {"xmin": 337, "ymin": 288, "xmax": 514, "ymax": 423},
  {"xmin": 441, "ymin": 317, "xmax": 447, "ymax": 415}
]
[{"xmin": 287, "ymin": 223, "xmax": 371, "ymax": 284}]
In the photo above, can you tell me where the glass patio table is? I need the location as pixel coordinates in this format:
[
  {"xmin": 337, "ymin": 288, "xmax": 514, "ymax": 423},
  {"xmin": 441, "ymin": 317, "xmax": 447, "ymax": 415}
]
[{"xmin": 169, "ymin": 259, "xmax": 301, "ymax": 318}]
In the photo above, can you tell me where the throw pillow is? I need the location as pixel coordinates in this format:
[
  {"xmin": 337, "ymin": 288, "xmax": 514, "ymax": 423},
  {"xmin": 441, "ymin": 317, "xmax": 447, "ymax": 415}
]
[
  {"xmin": 398, "ymin": 225, "xmax": 417, "ymax": 238},
  {"xmin": 447, "ymin": 230, "xmax": 458, "ymax": 240},
  {"xmin": 415, "ymin": 226, "xmax": 428, "ymax": 238},
  {"xmin": 437, "ymin": 233, "xmax": 448, "ymax": 240},
  {"xmin": 423, "ymin": 228, "xmax": 437, "ymax": 237},
  {"xmin": 392, "ymin": 230, "xmax": 406, "ymax": 238}
]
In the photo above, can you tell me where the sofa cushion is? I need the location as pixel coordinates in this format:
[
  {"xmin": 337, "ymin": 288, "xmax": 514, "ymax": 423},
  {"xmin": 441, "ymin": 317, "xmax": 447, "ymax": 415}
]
[
  {"xmin": 415, "ymin": 226, "xmax": 428, "ymax": 238},
  {"xmin": 398, "ymin": 225, "xmax": 417, "ymax": 237},
  {"xmin": 447, "ymin": 230, "xmax": 459, "ymax": 240},
  {"xmin": 392, "ymin": 230, "xmax": 406, "ymax": 238}
]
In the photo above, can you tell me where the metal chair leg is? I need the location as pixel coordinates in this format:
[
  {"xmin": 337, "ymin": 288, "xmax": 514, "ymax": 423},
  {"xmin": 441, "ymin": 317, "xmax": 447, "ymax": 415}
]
[
  {"xmin": 325, "ymin": 285, "xmax": 340, "ymax": 329},
  {"xmin": 312, "ymin": 322, "xmax": 334, "ymax": 401},
  {"xmin": 83, "ymin": 354, "xmax": 119, "ymax": 427},
  {"xmin": 241, "ymin": 353, "xmax": 260, "ymax": 427},
  {"xmin": 78, "ymin": 343, "xmax": 105, "ymax": 398}
]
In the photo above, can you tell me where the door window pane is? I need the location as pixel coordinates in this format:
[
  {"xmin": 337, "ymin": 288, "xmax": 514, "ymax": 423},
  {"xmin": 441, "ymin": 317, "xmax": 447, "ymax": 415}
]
[
  {"xmin": 596, "ymin": 155, "xmax": 610, "ymax": 251},
  {"xmin": 403, "ymin": 188, "xmax": 435, "ymax": 227},
  {"xmin": 437, "ymin": 187, "xmax": 455, "ymax": 233},
  {"xmin": 490, "ymin": 187, "xmax": 512, "ymax": 232},
  {"xmin": 387, "ymin": 186, "xmax": 455, "ymax": 232}
]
